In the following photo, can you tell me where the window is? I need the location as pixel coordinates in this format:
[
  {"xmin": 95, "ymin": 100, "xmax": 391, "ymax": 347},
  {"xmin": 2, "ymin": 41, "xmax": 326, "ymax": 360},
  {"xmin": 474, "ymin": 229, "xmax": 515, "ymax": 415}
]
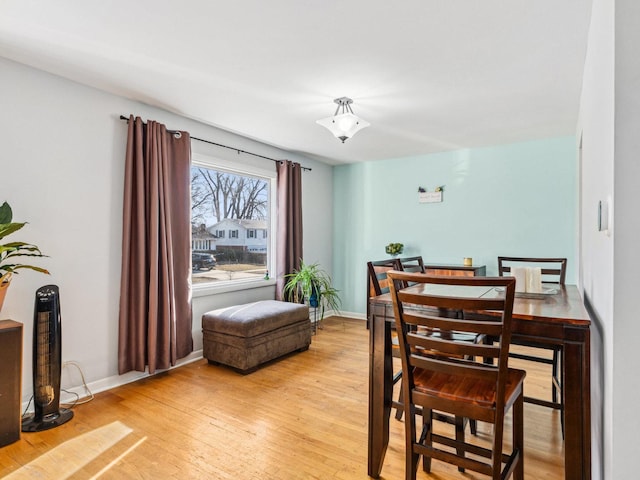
[{"xmin": 191, "ymin": 154, "xmax": 275, "ymax": 289}]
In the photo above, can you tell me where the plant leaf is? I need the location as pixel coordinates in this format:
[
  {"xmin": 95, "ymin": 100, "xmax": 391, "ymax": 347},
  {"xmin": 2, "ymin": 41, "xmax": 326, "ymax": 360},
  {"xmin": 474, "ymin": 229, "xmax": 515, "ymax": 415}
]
[
  {"xmin": 0, "ymin": 222, "xmax": 26, "ymax": 240},
  {"xmin": 0, "ymin": 202, "xmax": 12, "ymax": 224},
  {"xmin": 0, "ymin": 203, "xmax": 49, "ymax": 279},
  {"xmin": 1, "ymin": 264, "xmax": 50, "ymax": 275}
]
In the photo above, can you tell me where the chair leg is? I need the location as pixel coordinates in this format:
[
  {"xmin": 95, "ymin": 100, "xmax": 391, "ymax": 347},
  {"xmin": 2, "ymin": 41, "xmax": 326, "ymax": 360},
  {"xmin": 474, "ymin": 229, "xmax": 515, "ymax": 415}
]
[
  {"xmin": 552, "ymin": 347, "xmax": 565, "ymax": 439},
  {"xmin": 420, "ymin": 409, "xmax": 433, "ymax": 474},
  {"xmin": 560, "ymin": 350, "xmax": 565, "ymax": 439},
  {"xmin": 406, "ymin": 406, "xmax": 421, "ymax": 480},
  {"xmin": 395, "ymin": 384, "xmax": 404, "ymax": 420},
  {"xmin": 513, "ymin": 393, "xmax": 525, "ymax": 480},
  {"xmin": 552, "ymin": 348, "xmax": 559, "ymax": 404},
  {"xmin": 470, "ymin": 418, "xmax": 477, "ymax": 435},
  {"xmin": 455, "ymin": 416, "xmax": 466, "ymax": 472}
]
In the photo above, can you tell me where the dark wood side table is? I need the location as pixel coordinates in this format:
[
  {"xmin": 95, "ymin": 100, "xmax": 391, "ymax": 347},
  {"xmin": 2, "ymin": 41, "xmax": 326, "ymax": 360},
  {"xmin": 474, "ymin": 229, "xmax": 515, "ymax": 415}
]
[
  {"xmin": 0, "ymin": 320, "xmax": 22, "ymax": 447},
  {"xmin": 423, "ymin": 263, "xmax": 486, "ymax": 277}
]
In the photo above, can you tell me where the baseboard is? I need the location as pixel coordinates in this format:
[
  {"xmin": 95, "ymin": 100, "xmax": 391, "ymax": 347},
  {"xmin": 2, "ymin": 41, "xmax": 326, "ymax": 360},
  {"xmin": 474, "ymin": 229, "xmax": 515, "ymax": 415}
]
[
  {"xmin": 22, "ymin": 349, "xmax": 204, "ymax": 413},
  {"xmin": 324, "ymin": 310, "xmax": 366, "ymax": 321}
]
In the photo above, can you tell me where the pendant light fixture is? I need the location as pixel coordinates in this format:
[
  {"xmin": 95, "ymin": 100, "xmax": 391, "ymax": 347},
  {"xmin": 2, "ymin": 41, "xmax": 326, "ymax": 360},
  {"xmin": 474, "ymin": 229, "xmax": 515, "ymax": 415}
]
[{"xmin": 316, "ymin": 97, "xmax": 370, "ymax": 143}]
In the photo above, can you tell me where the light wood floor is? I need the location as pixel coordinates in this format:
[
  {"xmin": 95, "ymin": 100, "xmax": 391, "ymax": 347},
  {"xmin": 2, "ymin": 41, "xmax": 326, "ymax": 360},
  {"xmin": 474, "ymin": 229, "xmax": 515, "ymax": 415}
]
[{"xmin": 0, "ymin": 317, "xmax": 564, "ymax": 479}]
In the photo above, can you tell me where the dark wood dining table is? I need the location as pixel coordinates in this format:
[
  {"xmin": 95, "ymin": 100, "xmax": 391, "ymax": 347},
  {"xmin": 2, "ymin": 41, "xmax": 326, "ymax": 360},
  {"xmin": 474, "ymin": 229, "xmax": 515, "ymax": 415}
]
[{"xmin": 367, "ymin": 283, "xmax": 591, "ymax": 480}]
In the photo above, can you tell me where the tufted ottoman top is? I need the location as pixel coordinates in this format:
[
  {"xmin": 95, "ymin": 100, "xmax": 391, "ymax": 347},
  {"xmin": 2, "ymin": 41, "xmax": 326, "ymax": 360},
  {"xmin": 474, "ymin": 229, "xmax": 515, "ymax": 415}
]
[{"xmin": 202, "ymin": 300, "xmax": 309, "ymax": 337}]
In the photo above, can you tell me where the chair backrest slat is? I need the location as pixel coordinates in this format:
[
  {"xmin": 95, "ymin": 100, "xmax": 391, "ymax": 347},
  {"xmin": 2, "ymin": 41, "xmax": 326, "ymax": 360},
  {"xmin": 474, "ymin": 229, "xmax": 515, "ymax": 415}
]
[
  {"xmin": 403, "ymin": 312, "xmax": 504, "ymax": 337},
  {"xmin": 409, "ymin": 352, "xmax": 499, "ymax": 382},
  {"xmin": 408, "ymin": 332, "xmax": 502, "ymax": 361},
  {"xmin": 399, "ymin": 291, "xmax": 506, "ymax": 313}
]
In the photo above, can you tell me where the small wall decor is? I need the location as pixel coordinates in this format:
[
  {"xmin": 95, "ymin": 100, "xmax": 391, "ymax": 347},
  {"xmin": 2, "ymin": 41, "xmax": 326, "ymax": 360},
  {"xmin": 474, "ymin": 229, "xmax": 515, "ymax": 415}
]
[{"xmin": 417, "ymin": 185, "xmax": 444, "ymax": 203}]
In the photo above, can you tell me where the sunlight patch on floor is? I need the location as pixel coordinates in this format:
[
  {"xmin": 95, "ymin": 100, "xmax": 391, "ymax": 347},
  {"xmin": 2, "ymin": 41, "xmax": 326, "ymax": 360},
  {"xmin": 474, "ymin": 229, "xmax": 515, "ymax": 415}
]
[{"xmin": 4, "ymin": 421, "xmax": 137, "ymax": 480}]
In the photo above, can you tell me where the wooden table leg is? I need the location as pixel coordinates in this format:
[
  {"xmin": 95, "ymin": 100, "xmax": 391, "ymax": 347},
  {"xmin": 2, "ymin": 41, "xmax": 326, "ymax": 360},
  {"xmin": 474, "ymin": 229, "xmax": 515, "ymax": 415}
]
[
  {"xmin": 368, "ymin": 308, "xmax": 393, "ymax": 478},
  {"xmin": 563, "ymin": 327, "xmax": 591, "ymax": 480}
]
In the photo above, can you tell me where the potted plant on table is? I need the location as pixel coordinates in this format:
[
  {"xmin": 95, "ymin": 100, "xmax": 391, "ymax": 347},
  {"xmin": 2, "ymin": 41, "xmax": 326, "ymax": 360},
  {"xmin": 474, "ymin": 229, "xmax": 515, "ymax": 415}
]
[
  {"xmin": 0, "ymin": 201, "xmax": 50, "ymax": 311},
  {"xmin": 283, "ymin": 260, "xmax": 341, "ymax": 326},
  {"xmin": 385, "ymin": 242, "xmax": 404, "ymax": 257}
]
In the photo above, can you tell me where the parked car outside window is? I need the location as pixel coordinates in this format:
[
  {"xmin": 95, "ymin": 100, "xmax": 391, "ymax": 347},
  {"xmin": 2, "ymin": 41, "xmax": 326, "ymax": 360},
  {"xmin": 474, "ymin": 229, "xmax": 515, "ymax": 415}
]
[{"xmin": 192, "ymin": 252, "xmax": 216, "ymax": 271}]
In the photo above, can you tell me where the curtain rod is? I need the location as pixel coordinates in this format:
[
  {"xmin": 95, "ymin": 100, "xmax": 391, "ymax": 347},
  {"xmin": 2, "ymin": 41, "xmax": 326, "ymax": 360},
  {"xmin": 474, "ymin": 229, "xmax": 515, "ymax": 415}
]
[{"xmin": 119, "ymin": 115, "xmax": 311, "ymax": 171}]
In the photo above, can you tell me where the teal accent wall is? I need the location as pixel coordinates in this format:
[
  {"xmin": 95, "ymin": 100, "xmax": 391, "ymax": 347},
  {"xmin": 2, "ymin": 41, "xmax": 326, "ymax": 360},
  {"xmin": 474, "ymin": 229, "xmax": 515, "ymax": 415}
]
[{"xmin": 333, "ymin": 136, "xmax": 577, "ymax": 315}]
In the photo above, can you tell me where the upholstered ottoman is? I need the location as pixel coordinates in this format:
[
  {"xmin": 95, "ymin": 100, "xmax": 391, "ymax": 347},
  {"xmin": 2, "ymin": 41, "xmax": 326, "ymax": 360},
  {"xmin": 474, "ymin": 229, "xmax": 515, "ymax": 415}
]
[{"xmin": 202, "ymin": 300, "xmax": 311, "ymax": 373}]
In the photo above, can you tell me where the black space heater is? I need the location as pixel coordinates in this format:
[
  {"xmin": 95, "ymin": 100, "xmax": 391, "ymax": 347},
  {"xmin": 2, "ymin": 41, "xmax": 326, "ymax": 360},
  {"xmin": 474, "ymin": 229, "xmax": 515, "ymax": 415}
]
[{"xmin": 22, "ymin": 285, "xmax": 73, "ymax": 432}]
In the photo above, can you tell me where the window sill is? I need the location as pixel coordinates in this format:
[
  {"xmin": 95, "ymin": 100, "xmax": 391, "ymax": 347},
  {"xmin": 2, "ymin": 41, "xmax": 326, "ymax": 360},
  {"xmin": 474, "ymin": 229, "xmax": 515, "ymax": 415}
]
[{"xmin": 192, "ymin": 278, "xmax": 277, "ymax": 298}]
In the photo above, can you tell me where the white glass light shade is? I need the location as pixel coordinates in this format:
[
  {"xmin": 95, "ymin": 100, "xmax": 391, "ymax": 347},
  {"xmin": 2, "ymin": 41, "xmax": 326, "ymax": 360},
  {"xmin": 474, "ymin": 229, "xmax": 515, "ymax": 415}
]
[{"xmin": 316, "ymin": 112, "xmax": 370, "ymax": 143}]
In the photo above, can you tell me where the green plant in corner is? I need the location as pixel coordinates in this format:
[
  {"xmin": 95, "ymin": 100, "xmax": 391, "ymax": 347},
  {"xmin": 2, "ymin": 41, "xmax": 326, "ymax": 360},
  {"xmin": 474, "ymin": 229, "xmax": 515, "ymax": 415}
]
[
  {"xmin": 0, "ymin": 201, "xmax": 50, "ymax": 310},
  {"xmin": 283, "ymin": 260, "xmax": 341, "ymax": 322}
]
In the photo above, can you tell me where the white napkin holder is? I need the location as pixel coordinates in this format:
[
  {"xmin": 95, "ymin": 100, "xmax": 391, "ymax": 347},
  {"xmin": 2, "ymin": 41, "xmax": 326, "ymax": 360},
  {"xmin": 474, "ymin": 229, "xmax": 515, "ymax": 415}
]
[
  {"xmin": 511, "ymin": 267, "xmax": 527, "ymax": 293},
  {"xmin": 526, "ymin": 267, "xmax": 542, "ymax": 293},
  {"xmin": 510, "ymin": 266, "xmax": 542, "ymax": 293}
]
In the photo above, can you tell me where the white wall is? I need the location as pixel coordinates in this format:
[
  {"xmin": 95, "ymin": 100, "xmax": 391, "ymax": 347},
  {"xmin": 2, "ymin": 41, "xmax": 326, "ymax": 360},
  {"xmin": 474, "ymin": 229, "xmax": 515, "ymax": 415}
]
[
  {"xmin": 578, "ymin": 0, "xmax": 640, "ymax": 478},
  {"xmin": 0, "ymin": 57, "xmax": 333, "ymax": 401},
  {"xmin": 611, "ymin": 1, "xmax": 640, "ymax": 478},
  {"xmin": 577, "ymin": 1, "xmax": 614, "ymax": 478}
]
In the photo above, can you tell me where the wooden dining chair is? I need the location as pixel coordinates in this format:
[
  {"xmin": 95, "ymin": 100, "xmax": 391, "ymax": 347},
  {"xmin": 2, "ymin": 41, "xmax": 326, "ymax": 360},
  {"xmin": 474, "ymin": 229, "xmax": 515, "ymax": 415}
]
[
  {"xmin": 397, "ymin": 256, "xmax": 425, "ymax": 274},
  {"xmin": 394, "ymin": 256, "xmax": 426, "ymax": 290},
  {"xmin": 498, "ymin": 256, "xmax": 567, "ymax": 285},
  {"xmin": 367, "ymin": 259, "xmax": 404, "ymax": 414},
  {"xmin": 394, "ymin": 256, "xmax": 480, "ymax": 432},
  {"xmin": 498, "ymin": 256, "xmax": 566, "ymax": 435},
  {"xmin": 367, "ymin": 258, "xmax": 462, "ymax": 426},
  {"xmin": 367, "ymin": 258, "xmax": 401, "ymax": 328},
  {"xmin": 387, "ymin": 271, "xmax": 525, "ymax": 480}
]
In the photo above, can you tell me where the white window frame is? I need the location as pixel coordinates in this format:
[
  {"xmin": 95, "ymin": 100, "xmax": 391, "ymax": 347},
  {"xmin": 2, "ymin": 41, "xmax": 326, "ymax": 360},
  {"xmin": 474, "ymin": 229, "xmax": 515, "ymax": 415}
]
[{"xmin": 191, "ymin": 153, "xmax": 276, "ymax": 296}]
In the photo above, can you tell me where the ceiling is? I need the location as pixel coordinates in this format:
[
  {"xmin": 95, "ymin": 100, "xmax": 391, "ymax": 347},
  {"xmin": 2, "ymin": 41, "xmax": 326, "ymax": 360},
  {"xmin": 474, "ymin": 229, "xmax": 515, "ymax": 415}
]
[{"xmin": 0, "ymin": 0, "xmax": 592, "ymax": 165}]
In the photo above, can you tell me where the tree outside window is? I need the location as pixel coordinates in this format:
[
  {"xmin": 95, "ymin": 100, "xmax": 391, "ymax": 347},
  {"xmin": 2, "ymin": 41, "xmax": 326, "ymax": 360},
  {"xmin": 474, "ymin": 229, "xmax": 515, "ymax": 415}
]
[{"xmin": 191, "ymin": 163, "xmax": 271, "ymax": 285}]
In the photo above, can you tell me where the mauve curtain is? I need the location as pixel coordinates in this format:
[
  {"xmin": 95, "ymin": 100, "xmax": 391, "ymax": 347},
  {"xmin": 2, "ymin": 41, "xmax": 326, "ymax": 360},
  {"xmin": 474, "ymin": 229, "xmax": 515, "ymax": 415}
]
[
  {"xmin": 118, "ymin": 115, "xmax": 193, "ymax": 375},
  {"xmin": 276, "ymin": 160, "xmax": 303, "ymax": 300}
]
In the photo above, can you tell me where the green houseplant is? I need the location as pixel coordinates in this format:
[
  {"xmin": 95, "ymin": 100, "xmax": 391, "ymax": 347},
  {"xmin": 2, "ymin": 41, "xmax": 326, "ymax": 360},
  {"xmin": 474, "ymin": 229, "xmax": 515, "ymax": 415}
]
[
  {"xmin": 283, "ymin": 260, "xmax": 341, "ymax": 323},
  {"xmin": 0, "ymin": 201, "xmax": 50, "ymax": 310},
  {"xmin": 385, "ymin": 242, "xmax": 404, "ymax": 256}
]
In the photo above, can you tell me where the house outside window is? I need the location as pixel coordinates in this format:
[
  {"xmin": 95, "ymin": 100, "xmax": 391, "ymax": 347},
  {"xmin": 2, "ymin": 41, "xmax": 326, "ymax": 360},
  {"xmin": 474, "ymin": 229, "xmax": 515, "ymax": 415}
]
[
  {"xmin": 192, "ymin": 224, "xmax": 216, "ymax": 253},
  {"xmin": 191, "ymin": 153, "xmax": 275, "ymax": 290}
]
